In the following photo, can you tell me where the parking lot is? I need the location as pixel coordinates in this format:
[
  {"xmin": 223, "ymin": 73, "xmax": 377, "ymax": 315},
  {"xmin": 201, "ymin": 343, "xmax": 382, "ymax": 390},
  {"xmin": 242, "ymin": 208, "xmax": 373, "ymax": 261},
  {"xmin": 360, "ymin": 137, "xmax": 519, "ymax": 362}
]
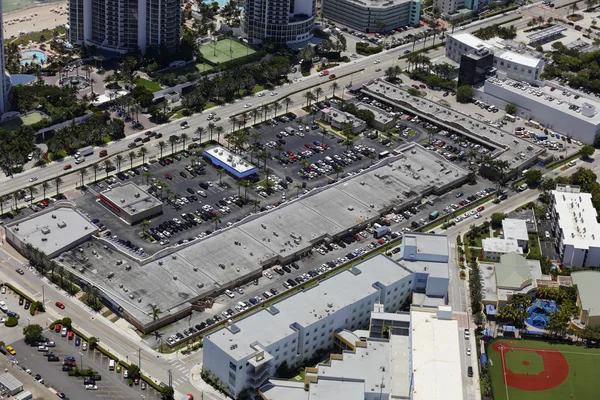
[
  {"xmin": 7, "ymin": 328, "xmax": 161, "ymax": 400},
  {"xmin": 1, "ymin": 284, "xmax": 48, "ymax": 345}
]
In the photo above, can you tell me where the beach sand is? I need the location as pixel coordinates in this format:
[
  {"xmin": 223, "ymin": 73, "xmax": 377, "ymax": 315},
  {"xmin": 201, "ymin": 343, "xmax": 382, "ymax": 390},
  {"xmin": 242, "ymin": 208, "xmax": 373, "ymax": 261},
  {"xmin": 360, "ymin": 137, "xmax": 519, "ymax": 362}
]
[{"xmin": 3, "ymin": 1, "xmax": 67, "ymax": 40}]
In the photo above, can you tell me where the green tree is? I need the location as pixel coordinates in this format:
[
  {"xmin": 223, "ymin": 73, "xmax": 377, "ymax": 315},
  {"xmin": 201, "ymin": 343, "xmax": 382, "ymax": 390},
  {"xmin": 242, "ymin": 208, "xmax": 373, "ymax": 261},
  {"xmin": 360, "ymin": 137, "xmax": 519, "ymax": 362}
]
[
  {"xmin": 127, "ymin": 364, "xmax": 141, "ymax": 378},
  {"xmin": 490, "ymin": 213, "xmax": 507, "ymax": 229},
  {"xmin": 505, "ymin": 104, "xmax": 517, "ymax": 115},
  {"xmin": 456, "ymin": 85, "xmax": 474, "ymax": 103},
  {"xmin": 23, "ymin": 324, "xmax": 44, "ymax": 343},
  {"xmin": 581, "ymin": 145, "xmax": 595, "ymax": 159},
  {"xmin": 523, "ymin": 169, "xmax": 543, "ymax": 186}
]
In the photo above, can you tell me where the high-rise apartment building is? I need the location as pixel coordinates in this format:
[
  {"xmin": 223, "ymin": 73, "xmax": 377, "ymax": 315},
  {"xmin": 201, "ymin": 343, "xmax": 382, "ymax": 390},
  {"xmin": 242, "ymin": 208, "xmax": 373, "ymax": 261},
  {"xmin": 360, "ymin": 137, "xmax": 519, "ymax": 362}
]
[
  {"xmin": 241, "ymin": 0, "xmax": 316, "ymax": 45},
  {"xmin": 68, "ymin": 0, "xmax": 181, "ymax": 54},
  {"xmin": 0, "ymin": 0, "xmax": 12, "ymax": 115}
]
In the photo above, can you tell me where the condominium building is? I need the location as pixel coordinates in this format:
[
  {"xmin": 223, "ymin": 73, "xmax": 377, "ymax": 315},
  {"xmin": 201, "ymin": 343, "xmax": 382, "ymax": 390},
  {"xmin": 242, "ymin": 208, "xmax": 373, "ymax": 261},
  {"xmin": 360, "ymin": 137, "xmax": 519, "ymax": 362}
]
[
  {"xmin": 438, "ymin": 0, "xmax": 490, "ymax": 17},
  {"xmin": 68, "ymin": 0, "xmax": 181, "ymax": 54},
  {"xmin": 322, "ymin": 0, "xmax": 421, "ymax": 33},
  {"xmin": 202, "ymin": 233, "xmax": 451, "ymax": 398},
  {"xmin": 241, "ymin": 0, "xmax": 316, "ymax": 45},
  {"xmin": 0, "ymin": 1, "xmax": 12, "ymax": 115},
  {"xmin": 550, "ymin": 185, "xmax": 600, "ymax": 268}
]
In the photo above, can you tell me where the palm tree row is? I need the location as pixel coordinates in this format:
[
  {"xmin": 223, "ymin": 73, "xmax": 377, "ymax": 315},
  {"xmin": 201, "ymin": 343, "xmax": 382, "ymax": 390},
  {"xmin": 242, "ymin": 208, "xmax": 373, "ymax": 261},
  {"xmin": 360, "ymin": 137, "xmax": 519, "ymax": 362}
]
[{"xmin": 22, "ymin": 244, "xmax": 80, "ymax": 296}]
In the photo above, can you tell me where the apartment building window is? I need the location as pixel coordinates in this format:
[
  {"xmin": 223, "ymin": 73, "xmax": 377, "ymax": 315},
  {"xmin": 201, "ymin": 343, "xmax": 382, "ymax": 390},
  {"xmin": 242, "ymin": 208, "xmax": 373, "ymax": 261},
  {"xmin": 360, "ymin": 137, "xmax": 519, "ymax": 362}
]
[
  {"xmin": 321, "ymin": 340, "xmax": 325, "ymax": 345},
  {"xmin": 329, "ymin": 328, "xmax": 333, "ymax": 333},
  {"xmin": 313, "ymin": 344, "xmax": 317, "ymax": 349},
  {"xmin": 292, "ymin": 339, "xmax": 296, "ymax": 344},
  {"xmin": 305, "ymin": 340, "xmax": 309, "ymax": 345},
  {"xmin": 284, "ymin": 351, "xmax": 288, "ymax": 357},
  {"xmin": 321, "ymin": 332, "xmax": 325, "ymax": 337},
  {"xmin": 313, "ymin": 328, "xmax": 317, "ymax": 333},
  {"xmin": 229, "ymin": 361, "xmax": 236, "ymax": 371},
  {"xmin": 275, "ymin": 348, "xmax": 280, "ymax": 352},
  {"xmin": 394, "ymin": 287, "xmax": 398, "ymax": 292},
  {"xmin": 352, "ymin": 316, "xmax": 356, "ymax": 321},
  {"xmin": 276, "ymin": 355, "xmax": 280, "ymax": 361},
  {"xmin": 313, "ymin": 336, "xmax": 317, "ymax": 341},
  {"xmin": 359, "ymin": 312, "xmax": 364, "ymax": 318}
]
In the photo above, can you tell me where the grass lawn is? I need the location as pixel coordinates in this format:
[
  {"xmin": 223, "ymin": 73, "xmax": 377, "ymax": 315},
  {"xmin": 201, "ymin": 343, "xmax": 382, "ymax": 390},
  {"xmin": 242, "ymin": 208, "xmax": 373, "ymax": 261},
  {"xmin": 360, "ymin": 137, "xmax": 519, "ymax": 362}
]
[
  {"xmin": 527, "ymin": 233, "xmax": 541, "ymax": 259},
  {"xmin": 488, "ymin": 338, "xmax": 600, "ymax": 400},
  {"xmin": 135, "ymin": 77, "xmax": 162, "ymax": 93},
  {"xmin": 0, "ymin": 111, "xmax": 47, "ymax": 131},
  {"xmin": 200, "ymin": 38, "xmax": 255, "ymax": 64},
  {"xmin": 8, "ymin": 26, "xmax": 66, "ymax": 46}
]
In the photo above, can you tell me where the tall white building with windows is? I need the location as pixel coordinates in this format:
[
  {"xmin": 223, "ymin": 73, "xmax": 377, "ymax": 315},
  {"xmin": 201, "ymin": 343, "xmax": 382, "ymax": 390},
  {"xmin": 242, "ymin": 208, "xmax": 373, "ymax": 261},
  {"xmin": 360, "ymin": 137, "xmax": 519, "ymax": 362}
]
[
  {"xmin": 551, "ymin": 184, "xmax": 600, "ymax": 268},
  {"xmin": 241, "ymin": 0, "xmax": 316, "ymax": 45},
  {"xmin": 68, "ymin": 0, "xmax": 181, "ymax": 54},
  {"xmin": 0, "ymin": 0, "xmax": 12, "ymax": 115}
]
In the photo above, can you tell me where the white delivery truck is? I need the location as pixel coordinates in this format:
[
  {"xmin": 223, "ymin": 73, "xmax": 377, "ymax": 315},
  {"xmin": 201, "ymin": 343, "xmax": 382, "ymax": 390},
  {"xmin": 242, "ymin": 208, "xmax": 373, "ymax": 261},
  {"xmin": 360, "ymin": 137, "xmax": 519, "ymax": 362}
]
[{"xmin": 77, "ymin": 146, "xmax": 94, "ymax": 157}]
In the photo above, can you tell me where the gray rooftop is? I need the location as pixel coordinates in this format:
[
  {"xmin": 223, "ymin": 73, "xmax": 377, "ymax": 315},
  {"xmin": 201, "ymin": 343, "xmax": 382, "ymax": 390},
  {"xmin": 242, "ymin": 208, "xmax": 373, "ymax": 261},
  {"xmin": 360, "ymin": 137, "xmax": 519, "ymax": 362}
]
[
  {"xmin": 572, "ymin": 271, "xmax": 600, "ymax": 317},
  {"xmin": 100, "ymin": 182, "xmax": 162, "ymax": 215},
  {"xmin": 402, "ymin": 233, "xmax": 450, "ymax": 259},
  {"xmin": 496, "ymin": 252, "xmax": 538, "ymax": 290},
  {"xmin": 7, "ymin": 208, "xmax": 98, "ymax": 256},
  {"xmin": 205, "ymin": 255, "xmax": 413, "ymax": 361},
  {"xmin": 321, "ymin": 107, "xmax": 365, "ymax": 128},
  {"xmin": 502, "ymin": 219, "xmax": 529, "ymax": 242},
  {"xmin": 0, "ymin": 373, "xmax": 22, "ymax": 391},
  {"xmin": 482, "ymin": 238, "xmax": 523, "ymax": 255},
  {"xmin": 357, "ymin": 102, "xmax": 395, "ymax": 124}
]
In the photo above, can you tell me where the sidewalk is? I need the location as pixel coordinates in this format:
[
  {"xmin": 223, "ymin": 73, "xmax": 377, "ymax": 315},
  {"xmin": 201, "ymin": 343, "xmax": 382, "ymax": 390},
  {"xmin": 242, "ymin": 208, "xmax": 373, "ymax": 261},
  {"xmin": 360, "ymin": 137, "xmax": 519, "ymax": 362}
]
[{"xmin": 189, "ymin": 363, "xmax": 231, "ymax": 400}]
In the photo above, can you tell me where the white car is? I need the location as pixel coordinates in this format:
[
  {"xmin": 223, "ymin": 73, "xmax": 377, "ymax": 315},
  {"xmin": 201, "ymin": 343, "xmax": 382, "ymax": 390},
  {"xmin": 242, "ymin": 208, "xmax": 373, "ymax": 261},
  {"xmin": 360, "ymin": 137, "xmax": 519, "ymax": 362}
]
[
  {"xmin": 85, "ymin": 385, "xmax": 98, "ymax": 390},
  {"xmin": 263, "ymin": 271, "xmax": 273, "ymax": 279},
  {"xmin": 257, "ymin": 92, "xmax": 265, "ymax": 97},
  {"xmin": 270, "ymin": 91, "xmax": 278, "ymax": 96},
  {"xmin": 374, "ymin": 59, "xmax": 381, "ymax": 64},
  {"xmin": 545, "ymin": 231, "xmax": 550, "ymax": 239},
  {"xmin": 244, "ymin": 103, "xmax": 251, "ymax": 108},
  {"xmin": 82, "ymin": 342, "xmax": 88, "ymax": 350},
  {"xmin": 29, "ymin": 177, "xmax": 38, "ymax": 182},
  {"xmin": 225, "ymin": 289, "xmax": 235, "ymax": 298},
  {"xmin": 235, "ymin": 287, "xmax": 244, "ymax": 294},
  {"xmin": 466, "ymin": 348, "xmax": 471, "ymax": 356}
]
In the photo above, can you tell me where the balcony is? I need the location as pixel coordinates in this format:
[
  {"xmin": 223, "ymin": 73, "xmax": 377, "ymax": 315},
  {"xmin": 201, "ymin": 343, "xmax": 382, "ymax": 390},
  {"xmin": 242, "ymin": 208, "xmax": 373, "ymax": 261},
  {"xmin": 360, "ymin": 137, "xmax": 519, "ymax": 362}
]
[{"xmin": 246, "ymin": 367, "xmax": 273, "ymax": 388}]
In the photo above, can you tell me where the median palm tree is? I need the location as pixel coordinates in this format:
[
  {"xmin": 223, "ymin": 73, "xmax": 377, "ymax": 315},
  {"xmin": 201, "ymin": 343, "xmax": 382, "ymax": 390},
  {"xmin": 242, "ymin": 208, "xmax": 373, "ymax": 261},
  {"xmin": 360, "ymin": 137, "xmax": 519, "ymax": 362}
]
[
  {"xmin": 78, "ymin": 167, "xmax": 88, "ymax": 187},
  {"xmin": 284, "ymin": 97, "xmax": 293, "ymax": 114},
  {"xmin": 304, "ymin": 91, "xmax": 313, "ymax": 107},
  {"xmin": 12, "ymin": 192, "xmax": 19, "ymax": 210},
  {"xmin": 295, "ymin": 183, "xmax": 302, "ymax": 198},
  {"xmin": 54, "ymin": 176, "xmax": 63, "ymax": 197},
  {"xmin": 195, "ymin": 127, "xmax": 206, "ymax": 145},
  {"xmin": 330, "ymin": 82, "xmax": 339, "ymax": 98},
  {"xmin": 272, "ymin": 101, "xmax": 281, "ymax": 118},
  {"xmin": 0, "ymin": 196, "xmax": 7, "ymax": 217},
  {"xmin": 169, "ymin": 136, "xmax": 178, "ymax": 156},
  {"xmin": 27, "ymin": 186, "xmax": 38, "ymax": 205},
  {"xmin": 314, "ymin": 87, "xmax": 324, "ymax": 103},
  {"xmin": 211, "ymin": 214, "xmax": 221, "ymax": 230},
  {"xmin": 263, "ymin": 104, "xmax": 271, "ymax": 121},
  {"xmin": 139, "ymin": 147, "xmax": 148, "ymax": 166},
  {"xmin": 41, "ymin": 181, "xmax": 51, "ymax": 200},
  {"xmin": 157, "ymin": 141, "xmax": 166, "ymax": 159},
  {"xmin": 215, "ymin": 126, "xmax": 224, "ymax": 144},
  {"xmin": 103, "ymin": 159, "xmax": 113, "ymax": 178},
  {"xmin": 207, "ymin": 122, "xmax": 216, "ymax": 141},
  {"xmin": 90, "ymin": 163, "xmax": 100, "ymax": 184},
  {"xmin": 252, "ymin": 108, "xmax": 260, "ymax": 125},
  {"xmin": 115, "ymin": 155, "xmax": 124, "ymax": 172},
  {"xmin": 128, "ymin": 151, "xmax": 136, "ymax": 170},
  {"xmin": 180, "ymin": 132, "xmax": 189, "ymax": 150}
]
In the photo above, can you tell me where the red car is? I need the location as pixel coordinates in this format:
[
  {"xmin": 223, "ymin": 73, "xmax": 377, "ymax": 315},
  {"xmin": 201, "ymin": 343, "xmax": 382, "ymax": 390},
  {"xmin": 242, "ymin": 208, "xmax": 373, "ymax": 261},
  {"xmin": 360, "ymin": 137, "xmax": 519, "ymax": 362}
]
[
  {"xmin": 99, "ymin": 149, "xmax": 108, "ymax": 157},
  {"xmin": 304, "ymin": 144, "xmax": 313, "ymax": 149},
  {"xmin": 329, "ymin": 74, "xmax": 336, "ymax": 79},
  {"xmin": 68, "ymin": 331, "xmax": 74, "ymax": 340},
  {"xmin": 378, "ymin": 239, "xmax": 386, "ymax": 245},
  {"xmin": 477, "ymin": 206, "xmax": 485, "ymax": 212},
  {"xmin": 134, "ymin": 377, "xmax": 140, "ymax": 385},
  {"xmin": 55, "ymin": 323, "xmax": 62, "ymax": 333},
  {"xmin": 55, "ymin": 301, "xmax": 65, "ymax": 309},
  {"xmin": 353, "ymin": 234, "xmax": 361, "ymax": 241},
  {"xmin": 165, "ymin": 174, "xmax": 173, "ymax": 180}
]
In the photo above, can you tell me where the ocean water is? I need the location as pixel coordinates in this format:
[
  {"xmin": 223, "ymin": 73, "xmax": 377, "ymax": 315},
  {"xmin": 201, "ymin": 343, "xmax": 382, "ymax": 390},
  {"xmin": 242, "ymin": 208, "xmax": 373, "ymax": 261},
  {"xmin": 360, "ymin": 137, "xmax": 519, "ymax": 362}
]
[{"xmin": 2, "ymin": 0, "xmax": 60, "ymax": 15}]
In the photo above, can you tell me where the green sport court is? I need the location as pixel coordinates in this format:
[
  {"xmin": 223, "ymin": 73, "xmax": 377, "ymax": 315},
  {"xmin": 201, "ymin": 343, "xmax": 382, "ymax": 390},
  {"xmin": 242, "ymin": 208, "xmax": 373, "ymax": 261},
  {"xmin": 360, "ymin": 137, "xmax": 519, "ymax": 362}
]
[
  {"xmin": 199, "ymin": 38, "xmax": 255, "ymax": 64},
  {"xmin": 488, "ymin": 338, "xmax": 600, "ymax": 400},
  {"xmin": 0, "ymin": 111, "xmax": 48, "ymax": 131}
]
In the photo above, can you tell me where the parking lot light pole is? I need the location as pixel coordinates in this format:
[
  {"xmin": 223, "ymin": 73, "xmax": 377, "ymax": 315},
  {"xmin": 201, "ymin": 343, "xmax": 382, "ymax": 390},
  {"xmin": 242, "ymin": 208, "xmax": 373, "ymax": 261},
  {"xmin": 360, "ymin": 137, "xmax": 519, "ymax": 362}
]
[
  {"xmin": 138, "ymin": 348, "xmax": 141, "ymax": 369},
  {"xmin": 79, "ymin": 352, "xmax": 84, "ymax": 370}
]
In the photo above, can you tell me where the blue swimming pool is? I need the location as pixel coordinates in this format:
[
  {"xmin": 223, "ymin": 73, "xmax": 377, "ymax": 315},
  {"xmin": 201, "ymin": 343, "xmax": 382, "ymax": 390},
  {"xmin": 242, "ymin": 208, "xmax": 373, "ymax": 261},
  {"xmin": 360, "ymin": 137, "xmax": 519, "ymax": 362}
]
[{"xmin": 20, "ymin": 50, "xmax": 47, "ymax": 65}]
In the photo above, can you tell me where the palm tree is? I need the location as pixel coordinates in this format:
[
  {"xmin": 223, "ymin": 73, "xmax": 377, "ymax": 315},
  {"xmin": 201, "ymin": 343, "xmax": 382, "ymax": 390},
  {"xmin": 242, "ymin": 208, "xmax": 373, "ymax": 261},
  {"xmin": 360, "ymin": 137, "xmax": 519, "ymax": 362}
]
[
  {"xmin": 12, "ymin": 192, "xmax": 19, "ymax": 210},
  {"xmin": 141, "ymin": 219, "xmax": 150, "ymax": 234},
  {"xmin": 240, "ymin": 179, "xmax": 251, "ymax": 200},
  {"xmin": 54, "ymin": 176, "xmax": 63, "ymax": 197},
  {"xmin": 181, "ymin": 132, "xmax": 189, "ymax": 150},
  {"xmin": 128, "ymin": 151, "xmax": 136, "ymax": 170},
  {"xmin": 103, "ymin": 159, "xmax": 113, "ymax": 178},
  {"xmin": 216, "ymin": 168, "xmax": 225, "ymax": 185},
  {"xmin": 169, "ymin": 136, "xmax": 178, "ymax": 156},
  {"xmin": 150, "ymin": 304, "xmax": 162, "ymax": 321},
  {"xmin": 330, "ymin": 82, "xmax": 339, "ymax": 98},
  {"xmin": 27, "ymin": 186, "xmax": 38, "ymax": 205},
  {"xmin": 211, "ymin": 214, "xmax": 221, "ymax": 230},
  {"xmin": 115, "ymin": 155, "xmax": 124, "ymax": 172},
  {"xmin": 139, "ymin": 147, "xmax": 149, "ymax": 166},
  {"xmin": 304, "ymin": 91, "xmax": 313, "ymax": 107},
  {"xmin": 295, "ymin": 183, "xmax": 302, "ymax": 198},
  {"xmin": 157, "ymin": 141, "xmax": 166, "ymax": 159},
  {"xmin": 263, "ymin": 104, "xmax": 272, "ymax": 121},
  {"xmin": 207, "ymin": 122, "xmax": 216, "ymax": 141},
  {"xmin": 314, "ymin": 87, "xmax": 324, "ymax": 103},
  {"xmin": 284, "ymin": 97, "xmax": 293, "ymax": 114},
  {"xmin": 252, "ymin": 199, "xmax": 261, "ymax": 212},
  {"xmin": 195, "ymin": 127, "xmax": 206, "ymax": 145},
  {"xmin": 272, "ymin": 101, "xmax": 281, "ymax": 118},
  {"xmin": 335, "ymin": 165, "xmax": 344, "ymax": 180},
  {"xmin": 41, "ymin": 181, "xmax": 51, "ymax": 200},
  {"xmin": 252, "ymin": 108, "xmax": 260, "ymax": 125},
  {"xmin": 90, "ymin": 163, "xmax": 100, "ymax": 184},
  {"xmin": 0, "ymin": 196, "xmax": 7, "ymax": 216},
  {"xmin": 78, "ymin": 167, "xmax": 88, "ymax": 188},
  {"xmin": 144, "ymin": 172, "xmax": 151, "ymax": 185},
  {"xmin": 215, "ymin": 126, "xmax": 224, "ymax": 144}
]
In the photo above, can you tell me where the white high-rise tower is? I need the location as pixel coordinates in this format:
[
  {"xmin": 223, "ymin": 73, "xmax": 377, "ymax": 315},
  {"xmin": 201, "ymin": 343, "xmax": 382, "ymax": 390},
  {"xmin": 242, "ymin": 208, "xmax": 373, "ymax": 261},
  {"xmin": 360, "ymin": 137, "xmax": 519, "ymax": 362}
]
[{"xmin": 0, "ymin": 1, "xmax": 12, "ymax": 115}]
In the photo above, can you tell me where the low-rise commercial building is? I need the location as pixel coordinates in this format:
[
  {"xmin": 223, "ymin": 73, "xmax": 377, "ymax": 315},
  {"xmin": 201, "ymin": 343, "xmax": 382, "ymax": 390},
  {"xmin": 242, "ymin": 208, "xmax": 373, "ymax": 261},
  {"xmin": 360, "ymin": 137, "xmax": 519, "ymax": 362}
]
[
  {"xmin": 0, "ymin": 373, "xmax": 23, "ymax": 396},
  {"xmin": 482, "ymin": 237, "xmax": 523, "ymax": 262},
  {"xmin": 202, "ymin": 146, "xmax": 259, "ymax": 179},
  {"xmin": 98, "ymin": 182, "xmax": 163, "ymax": 225},
  {"xmin": 571, "ymin": 271, "xmax": 600, "ymax": 328},
  {"xmin": 322, "ymin": 0, "xmax": 421, "ymax": 33},
  {"xmin": 5, "ymin": 207, "xmax": 98, "ymax": 258},
  {"xmin": 550, "ymin": 185, "xmax": 600, "ymax": 268},
  {"xmin": 357, "ymin": 103, "xmax": 397, "ymax": 131},
  {"xmin": 502, "ymin": 218, "xmax": 529, "ymax": 251},
  {"xmin": 320, "ymin": 107, "xmax": 367, "ymax": 134}
]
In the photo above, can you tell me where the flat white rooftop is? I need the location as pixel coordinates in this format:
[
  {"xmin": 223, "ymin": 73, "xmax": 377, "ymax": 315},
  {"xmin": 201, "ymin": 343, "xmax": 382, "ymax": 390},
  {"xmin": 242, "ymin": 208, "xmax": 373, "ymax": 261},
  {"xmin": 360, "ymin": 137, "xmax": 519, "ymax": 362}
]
[
  {"xmin": 410, "ymin": 308, "xmax": 464, "ymax": 400},
  {"xmin": 482, "ymin": 237, "xmax": 523, "ymax": 255},
  {"xmin": 203, "ymin": 146, "xmax": 257, "ymax": 174},
  {"xmin": 100, "ymin": 182, "xmax": 162, "ymax": 215},
  {"xmin": 502, "ymin": 218, "xmax": 529, "ymax": 243},
  {"xmin": 552, "ymin": 188, "xmax": 600, "ymax": 249},
  {"xmin": 450, "ymin": 32, "xmax": 493, "ymax": 51},
  {"xmin": 496, "ymin": 50, "xmax": 543, "ymax": 69}
]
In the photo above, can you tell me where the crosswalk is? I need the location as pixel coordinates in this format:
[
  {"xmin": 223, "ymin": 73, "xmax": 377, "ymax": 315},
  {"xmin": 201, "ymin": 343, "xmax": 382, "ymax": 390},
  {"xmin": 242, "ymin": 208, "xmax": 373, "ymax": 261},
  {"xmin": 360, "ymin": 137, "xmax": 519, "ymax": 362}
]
[{"xmin": 167, "ymin": 359, "xmax": 190, "ymax": 387}]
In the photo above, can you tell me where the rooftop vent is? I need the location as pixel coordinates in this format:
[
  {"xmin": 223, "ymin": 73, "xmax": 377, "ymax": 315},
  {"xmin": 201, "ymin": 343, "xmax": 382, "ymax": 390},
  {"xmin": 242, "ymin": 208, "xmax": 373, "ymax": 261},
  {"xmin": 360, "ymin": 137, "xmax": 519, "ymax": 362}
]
[{"xmin": 57, "ymin": 221, "xmax": 66, "ymax": 229}]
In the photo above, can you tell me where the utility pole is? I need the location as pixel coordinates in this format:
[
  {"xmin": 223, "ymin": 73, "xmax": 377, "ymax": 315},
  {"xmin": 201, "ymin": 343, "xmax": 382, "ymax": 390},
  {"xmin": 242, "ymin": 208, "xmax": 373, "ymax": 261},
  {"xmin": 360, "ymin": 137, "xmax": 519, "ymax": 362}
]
[
  {"xmin": 138, "ymin": 348, "xmax": 141, "ymax": 369},
  {"xmin": 42, "ymin": 284, "xmax": 44, "ymax": 308}
]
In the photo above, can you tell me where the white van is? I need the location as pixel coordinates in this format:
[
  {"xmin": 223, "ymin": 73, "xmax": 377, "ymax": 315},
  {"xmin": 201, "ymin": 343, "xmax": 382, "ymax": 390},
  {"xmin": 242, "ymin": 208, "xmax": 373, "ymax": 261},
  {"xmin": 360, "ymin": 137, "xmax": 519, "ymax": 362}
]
[
  {"xmin": 109, "ymin": 359, "xmax": 115, "ymax": 371},
  {"xmin": 61, "ymin": 327, "xmax": 68, "ymax": 337},
  {"xmin": 24, "ymin": 195, "xmax": 34, "ymax": 202}
]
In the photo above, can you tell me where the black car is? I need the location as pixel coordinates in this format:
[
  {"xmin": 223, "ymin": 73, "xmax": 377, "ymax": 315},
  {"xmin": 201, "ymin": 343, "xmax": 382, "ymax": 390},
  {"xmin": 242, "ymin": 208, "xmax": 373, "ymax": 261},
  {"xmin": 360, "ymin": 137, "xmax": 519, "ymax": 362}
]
[
  {"xmin": 155, "ymin": 133, "xmax": 163, "ymax": 139},
  {"xmin": 24, "ymin": 301, "xmax": 31, "ymax": 310},
  {"xmin": 62, "ymin": 365, "xmax": 73, "ymax": 371},
  {"xmin": 19, "ymin": 297, "xmax": 24, "ymax": 306},
  {"xmin": 282, "ymin": 265, "xmax": 292, "ymax": 273},
  {"xmin": 128, "ymin": 142, "xmax": 137, "ymax": 148},
  {"xmin": 186, "ymin": 188, "xmax": 195, "ymax": 194},
  {"xmin": 84, "ymin": 377, "xmax": 96, "ymax": 385},
  {"xmin": 270, "ymin": 288, "xmax": 279, "ymax": 296},
  {"xmin": 142, "ymin": 137, "xmax": 151, "ymax": 143},
  {"xmin": 91, "ymin": 375, "xmax": 102, "ymax": 381},
  {"xmin": 48, "ymin": 356, "xmax": 60, "ymax": 362}
]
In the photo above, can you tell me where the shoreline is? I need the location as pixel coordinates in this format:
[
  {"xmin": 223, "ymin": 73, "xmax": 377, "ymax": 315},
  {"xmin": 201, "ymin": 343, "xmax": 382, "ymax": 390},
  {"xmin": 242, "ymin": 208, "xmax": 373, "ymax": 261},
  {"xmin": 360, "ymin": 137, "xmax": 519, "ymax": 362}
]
[
  {"xmin": 3, "ymin": 1, "xmax": 67, "ymax": 40},
  {"xmin": 3, "ymin": 0, "xmax": 64, "ymax": 16}
]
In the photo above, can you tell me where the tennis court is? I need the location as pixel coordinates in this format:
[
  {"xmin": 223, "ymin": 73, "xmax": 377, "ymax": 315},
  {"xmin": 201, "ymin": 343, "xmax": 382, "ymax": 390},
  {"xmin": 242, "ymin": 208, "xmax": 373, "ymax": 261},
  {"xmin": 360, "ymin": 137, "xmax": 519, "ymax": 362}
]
[
  {"xmin": 488, "ymin": 338, "xmax": 600, "ymax": 400},
  {"xmin": 199, "ymin": 38, "xmax": 254, "ymax": 64},
  {"xmin": 0, "ymin": 111, "xmax": 49, "ymax": 130}
]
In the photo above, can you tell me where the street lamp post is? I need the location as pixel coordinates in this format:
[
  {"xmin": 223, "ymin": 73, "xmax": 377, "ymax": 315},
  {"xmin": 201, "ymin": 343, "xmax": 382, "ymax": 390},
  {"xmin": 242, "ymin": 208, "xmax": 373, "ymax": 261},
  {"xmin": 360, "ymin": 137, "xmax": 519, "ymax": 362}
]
[{"xmin": 79, "ymin": 352, "xmax": 84, "ymax": 370}]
